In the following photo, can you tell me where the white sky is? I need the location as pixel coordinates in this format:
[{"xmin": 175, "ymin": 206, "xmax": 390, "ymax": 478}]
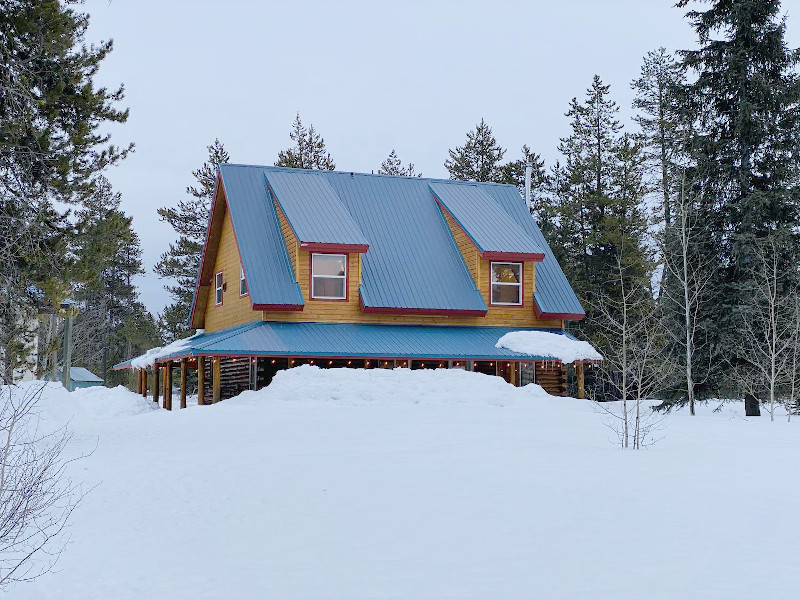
[{"xmin": 82, "ymin": 0, "xmax": 800, "ymax": 316}]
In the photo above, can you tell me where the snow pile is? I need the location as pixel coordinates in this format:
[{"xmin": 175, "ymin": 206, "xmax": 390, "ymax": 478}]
[
  {"xmin": 496, "ymin": 330, "xmax": 603, "ymax": 363},
  {"xmin": 8, "ymin": 369, "xmax": 800, "ymax": 600},
  {"xmin": 232, "ymin": 364, "xmax": 552, "ymax": 408},
  {"xmin": 129, "ymin": 330, "xmax": 203, "ymax": 368}
]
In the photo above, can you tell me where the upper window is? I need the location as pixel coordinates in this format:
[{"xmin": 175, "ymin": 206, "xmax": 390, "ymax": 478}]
[
  {"xmin": 311, "ymin": 253, "xmax": 347, "ymax": 300},
  {"xmin": 491, "ymin": 262, "xmax": 522, "ymax": 305},
  {"xmin": 240, "ymin": 266, "xmax": 248, "ymax": 297},
  {"xmin": 215, "ymin": 271, "xmax": 224, "ymax": 306}
]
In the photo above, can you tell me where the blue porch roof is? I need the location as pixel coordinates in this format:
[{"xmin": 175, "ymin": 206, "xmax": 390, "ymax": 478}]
[{"xmin": 120, "ymin": 321, "xmax": 582, "ymax": 366}]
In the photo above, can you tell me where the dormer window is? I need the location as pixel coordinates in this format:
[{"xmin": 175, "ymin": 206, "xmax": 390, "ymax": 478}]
[
  {"xmin": 215, "ymin": 271, "xmax": 224, "ymax": 306},
  {"xmin": 491, "ymin": 262, "xmax": 522, "ymax": 306},
  {"xmin": 311, "ymin": 253, "xmax": 347, "ymax": 300},
  {"xmin": 240, "ymin": 266, "xmax": 248, "ymax": 297}
]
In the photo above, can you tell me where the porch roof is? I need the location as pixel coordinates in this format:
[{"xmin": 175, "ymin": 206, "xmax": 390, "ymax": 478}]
[{"xmin": 115, "ymin": 321, "xmax": 599, "ymax": 369}]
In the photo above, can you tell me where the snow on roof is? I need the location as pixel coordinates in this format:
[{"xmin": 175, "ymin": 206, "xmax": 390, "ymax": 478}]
[
  {"xmin": 130, "ymin": 331, "xmax": 204, "ymax": 369},
  {"xmin": 495, "ymin": 330, "xmax": 602, "ymax": 364}
]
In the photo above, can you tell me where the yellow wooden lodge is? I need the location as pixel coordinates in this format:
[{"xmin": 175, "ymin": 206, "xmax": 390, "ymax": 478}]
[{"xmin": 116, "ymin": 165, "xmax": 600, "ymax": 407}]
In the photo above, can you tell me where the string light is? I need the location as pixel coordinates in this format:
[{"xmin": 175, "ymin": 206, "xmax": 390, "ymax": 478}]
[
  {"xmin": 347, "ymin": 360, "xmax": 352, "ymax": 365},
  {"xmin": 310, "ymin": 360, "xmax": 314, "ymax": 365},
  {"xmin": 329, "ymin": 360, "xmax": 333, "ymax": 365},
  {"xmin": 271, "ymin": 359, "xmax": 276, "ymax": 364}
]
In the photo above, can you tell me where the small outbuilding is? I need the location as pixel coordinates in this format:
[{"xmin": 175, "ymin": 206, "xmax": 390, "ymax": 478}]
[{"xmin": 44, "ymin": 367, "xmax": 104, "ymax": 392}]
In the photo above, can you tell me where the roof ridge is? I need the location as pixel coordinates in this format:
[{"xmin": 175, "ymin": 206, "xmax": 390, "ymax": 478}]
[{"xmin": 219, "ymin": 163, "xmax": 518, "ymax": 189}]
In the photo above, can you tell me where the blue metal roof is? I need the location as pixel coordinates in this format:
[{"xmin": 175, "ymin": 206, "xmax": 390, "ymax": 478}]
[
  {"xmin": 209, "ymin": 165, "xmax": 582, "ymax": 317},
  {"xmin": 47, "ymin": 367, "xmax": 103, "ymax": 382},
  {"xmin": 264, "ymin": 171, "xmax": 369, "ymax": 248},
  {"xmin": 429, "ymin": 182, "xmax": 544, "ymax": 257},
  {"xmin": 218, "ymin": 165, "xmax": 304, "ymax": 307},
  {"xmin": 150, "ymin": 321, "xmax": 575, "ymax": 362},
  {"xmin": 481, "ymin": 185, "xmax": 585, "ymax": 318}
]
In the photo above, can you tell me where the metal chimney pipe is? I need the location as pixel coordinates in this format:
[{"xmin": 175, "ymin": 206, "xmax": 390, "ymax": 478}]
[{"xmin": 524, "ymin": 163, "xmax": 532, "ymax": 212}]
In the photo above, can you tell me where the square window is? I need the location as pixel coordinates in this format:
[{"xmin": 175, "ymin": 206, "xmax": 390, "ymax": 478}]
[
  {"xmin": 311, "ymin": 254, "xmax": 347, "ymax": 300},
  {"xmin": 491, "ymin": 262, "xmax": 522, "ymax": 305}
]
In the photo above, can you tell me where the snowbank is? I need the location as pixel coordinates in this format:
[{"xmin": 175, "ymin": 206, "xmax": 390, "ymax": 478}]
[
  {"xmin": 496, "ymin": 330, "xmax": 603, "ymax": 363},
  {"xmin": 129, "ymin": 330, "xmax": 203, "ymax": 369},
  {"xmin": 231, "ymin": 364, "xmax": 553, "ymax": 408}
]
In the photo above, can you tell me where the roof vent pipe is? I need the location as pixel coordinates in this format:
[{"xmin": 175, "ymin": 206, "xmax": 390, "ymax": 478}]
[{"xmin": 524, "ymin": 163, "xmax": 532, "ymax": 213}]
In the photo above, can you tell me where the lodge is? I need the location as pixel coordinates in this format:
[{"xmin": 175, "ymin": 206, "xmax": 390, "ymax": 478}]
[{"xmin": 116, "ymin": 165, "xmax": 600, "ymax": 408}]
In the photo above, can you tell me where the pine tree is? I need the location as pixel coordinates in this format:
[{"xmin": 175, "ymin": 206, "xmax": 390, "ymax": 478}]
[
  {"xmin": 156, "ymin": 139, "xmax": 230, "ymax": 341},
  {"xmin": 378, "ymin": 150, "xmax": 420, "ymax": 177},
  {"xmin": 445, "ymin": 119, "xmax": 506, "ymax": 182},
  {"xmin": 632, "ymin": 48, "xmax": 687, "ymax": 230},
  {"xmin": 0, "ymin": 0, "xmax": 130, "ymax": 381},
  {"xmin": 275, "ymin": 113, "xmax": 335, "ymax": 170},
  {"xmin": 545, "ymin": 77, "xmax": 654, "ymax": 352},
  {"xmin": 676, "ymin": 0, "xmax": 800, "ymax": 401}
]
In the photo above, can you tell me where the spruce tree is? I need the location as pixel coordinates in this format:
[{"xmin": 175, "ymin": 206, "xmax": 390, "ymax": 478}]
[
  {"xmin": 445, "ymin": 119, "xmax": 506, "ymax": 182},
  {"xmin": 156, "ymin": 140, "xmax": 230, "ymax": 341},
  {"xmin": 378, "ymin": 150, "xmax": 419, "ymax": 177},
  {"xmin": 275, "ymin": 113, "xmax": 335, "ymax": 170},
  {"xmin": 676, "ymin": 0, "xmax": 800, "ymax": 400}
]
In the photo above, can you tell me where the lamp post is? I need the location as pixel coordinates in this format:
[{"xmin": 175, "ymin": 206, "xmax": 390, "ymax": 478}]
[{"xmin": 59, "ymin": 300, "xmax": 77, "ymax": 391}]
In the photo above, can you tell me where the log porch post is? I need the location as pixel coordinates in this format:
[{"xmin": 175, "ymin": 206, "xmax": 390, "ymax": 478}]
[
  {"xmin": 164, "ymin": 363, "xmax": 173, "ymax": 411},
  {"xmin": 180, "ymin": 358, "xmax": 188, "ymax": 409},
  {"xmin": 212, "ymin": 357, "xmax": 221, "ymax": 404},
  {"xmin": 142, "ymin": 368, "xmax": 148, "ymax": 398},
  {"xmin": 197, "ymin": 356, "xmax": 206, "ymax": 406},
  {"xmin": 153, "ymin": 365, "xmax": 160, "ymax": 405},
  {"xmin": 576, "ymin": 362, "xmax": 585, "ymax": 399}
]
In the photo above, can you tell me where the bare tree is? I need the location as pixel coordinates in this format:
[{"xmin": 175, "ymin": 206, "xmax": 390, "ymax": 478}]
[
  {"xmin": 661, "ymin": 172, "xmax": 716, "ymax": 415},
  {"xmin": 0, "ymin": 384, "xmax": 87, "ymax": 589},
  {"xmin": 731, "ymin": 237, "xmax": 798, "ymax": 422},
  {"xmin": 592, "ymin": 256, "xmax": 670, "ymax": 449}
]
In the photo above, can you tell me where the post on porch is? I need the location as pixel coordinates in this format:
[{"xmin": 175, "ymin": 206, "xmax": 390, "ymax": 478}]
[
  {"xmin": 164, "ymin": 363, "xmax": 173, "ymax": 411},
  {"xmin": 576, "ymin": 362, "xmax": 585, "ymax": 399},
  {"xmin": 197, "ymin": 356, "xmax": 206, "ymax": 406},
  {"xmin": 180, "ymin": 358, "xmax": 188, "ymax": 409},
  {"xmin": 212, "ymin": 357, "xmax": 221, "ymax": 403},
  {"xmin": 137, "ymin": 368, "xmax": 143, "ymax": 395},
  {"xmin": 141, "ymin": 368, "xmax": 148, "ymax": 398},
  {"xmin": 153, "ymin": 365, "xmax": 160, "ymax": 405}
]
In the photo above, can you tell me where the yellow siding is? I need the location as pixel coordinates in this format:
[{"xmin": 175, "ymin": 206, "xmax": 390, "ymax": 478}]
[
  {"xmin": 274, "ymin": 199, "xmax": 298, "ymax": 277},
  {"xmin": 203, "ymin": 206, "xmax": 260, "ymax": 332}
]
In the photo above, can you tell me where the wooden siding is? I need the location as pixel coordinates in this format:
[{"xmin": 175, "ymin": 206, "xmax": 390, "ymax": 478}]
[
  {"xmin": 260, "ymin": 213, "xmax": 561, "ymax": 328},
  {"xmin": 203, "ymin": 205, "xmax": 260, "ymax": 332},
  {"xmin": 274, "ymin": 199, "xmax": 299, "ymax": 277}
]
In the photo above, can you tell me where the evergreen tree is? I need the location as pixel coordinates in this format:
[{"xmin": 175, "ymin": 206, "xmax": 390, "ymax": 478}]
[
  {"xmin": 497, "ymin": 145, "xmax": 549, "ymax": 209},
  {"xmin": 156, "ymin": 140, "xmax": 229, "ymax": 341},
  {"xmin": 275, "ymin": 113, "xmax": 335, "ymax": 170},
  {"xmin": 0, "ymin": 0, "xmax": 130, "ymax": 381},
  {"xmin": 378, "ymin": 150, "xmax": 419, "ymax": 177},
  {"xmin": 445, "ymin": 119, "xmax": 506, "ymax": 182},
  {"xmin": 545, "ymin": 77, "xmax": 654, "ymax": 351},
  {"xmin": 676, "ymin": 0, "xmax": 800, "ymax": 399},
  {"xmin": 71, "ymin": 177, "xmax": 155, "ymax": 383},
  {"xmin": 632, "ymin": 47, "xmax": 687, "ymax": 230}
]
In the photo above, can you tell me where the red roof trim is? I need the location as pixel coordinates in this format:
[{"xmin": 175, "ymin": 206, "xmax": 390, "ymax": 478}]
[
  {"xmin": 482, "ymin": 250, "xmax": 545, "ymax": 262},
  {"xmin": 533, "ymin": 296, "xmax": 585, "ymax": 321},
  {"xmin": 361, "ymin": 305, "xmax": 487, "ymax": 317},
  {"xmin": 300, "ymin": 242, "xmax": 369, "ymax": 253},
  {"xmin": 252, "ymin": 303, "xmax": 304, "ymax": 311}
]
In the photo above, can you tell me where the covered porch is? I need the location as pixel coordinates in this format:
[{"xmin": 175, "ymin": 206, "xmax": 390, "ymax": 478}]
[{"xmin": 115, "ymin": 321, "xmax": 602, "ymax": 409}]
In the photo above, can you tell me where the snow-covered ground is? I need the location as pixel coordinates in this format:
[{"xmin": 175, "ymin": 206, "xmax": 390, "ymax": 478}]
[{"xmin": 5, "ymin": 367, "xmax": 799, "ymax": 599}]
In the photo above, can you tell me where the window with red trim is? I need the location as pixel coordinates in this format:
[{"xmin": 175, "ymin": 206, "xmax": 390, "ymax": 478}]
[
  {"xmin": 491, "ymin": 262, "xmax": 522, "ymax": 305},
  {"xmin": 215, "ymin": 271, "xmax": 224, "ymax": 305},
  {"xmin": 311, "ymin": 253, "xmax": 346, "ymax": 299}
]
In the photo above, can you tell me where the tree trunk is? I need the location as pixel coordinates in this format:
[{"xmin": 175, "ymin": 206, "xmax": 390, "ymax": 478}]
[{"xmin": 744, "ymin": 393, "xmax": 761, "ymax": 417}]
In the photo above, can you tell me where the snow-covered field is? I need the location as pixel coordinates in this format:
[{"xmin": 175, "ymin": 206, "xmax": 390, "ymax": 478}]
[{"xmin": 5, "ymin": 366, "xmax": 799, "ymax": 599}]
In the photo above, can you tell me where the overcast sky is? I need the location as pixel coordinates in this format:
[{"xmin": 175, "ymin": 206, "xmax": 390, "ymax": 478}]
[{"xmin": 82, "ymin": 0, "xmax": 800, "ymax": 316}]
